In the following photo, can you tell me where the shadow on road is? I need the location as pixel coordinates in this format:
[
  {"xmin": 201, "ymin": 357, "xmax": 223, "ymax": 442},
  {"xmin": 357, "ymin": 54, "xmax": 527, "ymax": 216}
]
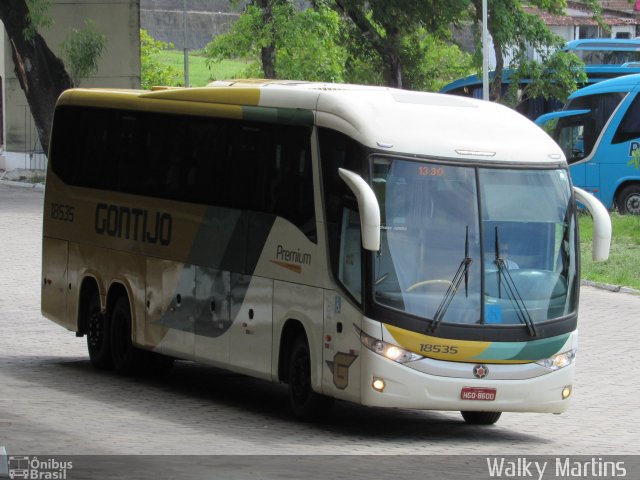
[{"xmin": 0, "ymin": 354, "xmax": 544, "ymax": 446}]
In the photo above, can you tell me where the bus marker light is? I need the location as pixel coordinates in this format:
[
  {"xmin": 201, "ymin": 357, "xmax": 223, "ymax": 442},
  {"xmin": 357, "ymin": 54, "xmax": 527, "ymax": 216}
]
[
  {"xmin": 372, "ymin": 378, "xmax": 386, "ymax": 392},
  {"xmin": 455, "ymin": 149, "xmax": 496, "ymax": 157},
  {"xmin": 562, "ymin": 385, "xmax": 572, "ymax": 400}
]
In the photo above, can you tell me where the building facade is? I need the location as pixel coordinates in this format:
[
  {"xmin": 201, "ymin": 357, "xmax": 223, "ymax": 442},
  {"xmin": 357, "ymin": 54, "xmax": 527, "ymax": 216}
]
[{"xmin": 1, "ymin": 0, "xmax": 141, "ymax": 170}]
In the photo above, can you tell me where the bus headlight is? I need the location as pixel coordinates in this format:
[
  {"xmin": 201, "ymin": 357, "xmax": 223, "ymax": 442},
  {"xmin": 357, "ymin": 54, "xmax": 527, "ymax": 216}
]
[
  {"xmin": 356, "ymin": 327, "xmax": 422, "ymax": 364},
  {"xmin": 536, "ymin": 349, "xmax": 576, "ymax": 370}
]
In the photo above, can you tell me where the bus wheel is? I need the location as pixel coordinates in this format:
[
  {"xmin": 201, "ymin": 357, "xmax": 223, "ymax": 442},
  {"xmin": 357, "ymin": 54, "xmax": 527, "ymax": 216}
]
[
  {"xmin": 110, "ymin": 296, "xmax": 144, "ymax": 375},
  {"xmin": 86, "ymin": 294, "xmax": 112, "ymax": 369},
  {"xmin": 617, "ymin": 184, "xmax": 640, "ymax": 215},
  {"xmin": 288, "ymin": 336, "xmax": 333, "ymax": 421},
  {"xmin": 461, "ymin": 411, "xmax": 502, "ymax": 425}
]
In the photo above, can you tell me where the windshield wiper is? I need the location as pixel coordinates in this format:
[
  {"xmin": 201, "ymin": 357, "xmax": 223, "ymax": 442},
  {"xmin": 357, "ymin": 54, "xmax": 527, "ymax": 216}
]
[
  {"xmin": 494, "ymin": 226, "xmax": 538, "ymax": 337},
  {"xmin": 430, "ymin": 226, "xmax": 473, "ymax": 334}
]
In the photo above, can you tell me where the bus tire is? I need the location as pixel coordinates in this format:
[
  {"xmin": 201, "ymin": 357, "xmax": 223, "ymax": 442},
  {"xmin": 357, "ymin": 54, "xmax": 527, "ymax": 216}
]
[
  {"xmin": 288, "ymin": 336, "xmax": 333, "ymax": 421},
  {"xmin": 110, "ymin": 296, "xmax": 144, "ymax": 375},
  {"xmin": 461, "ymin": 411, "xmax": 502, "ymax": 425},
  {"xmin": 86, "ymin": 293, "xmax": 112, "ymax": 369},
  {"xmin": 616, "ymin": 184, "xmax": 640, "ymax": 215}
]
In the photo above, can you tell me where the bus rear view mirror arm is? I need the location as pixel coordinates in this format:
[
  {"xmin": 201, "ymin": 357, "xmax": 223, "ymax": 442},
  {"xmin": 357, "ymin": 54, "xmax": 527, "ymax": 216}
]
[
  {"xmin": 573, "ymin": 187, "xmax": 612, "ymax": 261},
  {"xmin": 338, "ymin": 168, "xmax": 381, "ymax": 251}
]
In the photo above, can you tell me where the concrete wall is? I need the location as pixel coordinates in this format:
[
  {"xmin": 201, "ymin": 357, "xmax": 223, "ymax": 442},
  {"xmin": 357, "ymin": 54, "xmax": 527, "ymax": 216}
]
[
  {"xmin": 140, "ymin": 0, "xmax": 243, "ymax": 50},
  {"xmin": 141, "ymin": 9, "xmax": 239, "ymax": 50},
  {"xmin": 2, "ymin": 0, "xmax": 141, "ymax": 158},
  {"xmin": 139, "ymin": 0, "xmax": 309, "ymax": 50}
]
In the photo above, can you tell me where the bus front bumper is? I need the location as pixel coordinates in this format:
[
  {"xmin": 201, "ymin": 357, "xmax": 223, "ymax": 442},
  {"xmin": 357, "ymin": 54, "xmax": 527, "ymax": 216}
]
[{"xmin": 360, "ymin": 349, "xmax": 575, "ymax": 414}]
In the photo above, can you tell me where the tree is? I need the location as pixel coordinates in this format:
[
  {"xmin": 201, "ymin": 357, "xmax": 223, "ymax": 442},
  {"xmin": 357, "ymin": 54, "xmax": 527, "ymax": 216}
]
[
  {"xmin": 207, "ymin": 1, "xmax": 473, "ymax": 90},
  {"xmin": 140, "ymin": 29, "xmax": 180, "ymax": 89},
  {"xmin": 327, "ymin": 0, "xmax": 470, "ymax": 88},
  {"xmin": 470, "ymin": 0, "xmax": 602, "ymax": 103},
  {"xmin": 60, "ymin": 20, "xmax": 107, "ymax": 87},
  {"xmin": 206, "ymin": 2, "xmax": 347, "ymax": 82},
  {"xmin": 399, "ymin": 29, "xmax": 473, "ymax": 92},
  {"xmin": 0, "ymin": 0, "xmax": 73, "ymax": 154},
  {"xmin": 205, "ymin": 0, "xmax": 288, "ymax": 79}
]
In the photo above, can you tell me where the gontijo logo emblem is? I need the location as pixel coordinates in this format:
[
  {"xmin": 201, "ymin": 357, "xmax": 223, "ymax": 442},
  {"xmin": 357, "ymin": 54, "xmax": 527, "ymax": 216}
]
[{"xmin": 270, "ymin": 245, "xmax": 311, "ymax": 274}]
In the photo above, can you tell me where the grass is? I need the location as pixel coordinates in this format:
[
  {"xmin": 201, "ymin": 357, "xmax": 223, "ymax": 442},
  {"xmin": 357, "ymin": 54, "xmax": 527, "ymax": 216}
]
[
  {"xmin": 579, "ymin": 213, "xmax": 640, "ymax": 290},
  {"xmin": 152, "ymin": 49, "xmax": 249, "ymax": 87}
]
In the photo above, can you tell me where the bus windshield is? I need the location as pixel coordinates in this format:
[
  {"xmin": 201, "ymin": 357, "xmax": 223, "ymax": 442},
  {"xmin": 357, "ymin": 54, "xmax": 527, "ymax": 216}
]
[
  {"xmin": 371, "ymin": 158, "xmax": 578, "ymax": 329},
  {"xmin": 553, "ymin": 92, "xmax": 625, "ymax": 162}
]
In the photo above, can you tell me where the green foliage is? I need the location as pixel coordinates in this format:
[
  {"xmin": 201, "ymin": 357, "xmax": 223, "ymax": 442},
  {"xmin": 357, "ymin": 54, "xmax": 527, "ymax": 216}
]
[
  {"xmin": 205, "ymin": 5, "xmax": 262, "ymax": 75},
  {"xmin": 401, "ymin": 30, "xmax": 473, "ymax": 92},
  {"xmin": 276, "ymin": 5, "xmax": 346, "ymax": 82},
  {"xmin": 24, "ymin": 0, "xmax": 52, "ymax": 41},
  {"xmin": 140, "ymin": 29, "xmax": 181, "ymax": 89},
  {"xmin": 205, "ymin": 1, "xmax": 472, "ymax": 90},
  {"xmin": 60, "ymin": 20, "xmax": 107, "ymax": 86},
  {"xmin": 342, "ymin": 30, "xmax": 385, "ymax": 86},
  {"xmin": 205, "ymin": 3, "xmax": 347, "ymax": 82},
  {"xmin": 471, "ymin": 0, "xmax": 593, "ymax": 104},
  {"xmin": 329, "ymin": 0, "xmax": 471, "ymax": 88},
  {"xmin": 505, "ymin": 51, "xmax": 587, "ymax": 107}
]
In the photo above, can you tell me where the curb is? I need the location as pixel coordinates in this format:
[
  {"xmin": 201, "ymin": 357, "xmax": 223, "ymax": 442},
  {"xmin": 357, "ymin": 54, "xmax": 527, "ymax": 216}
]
[
  {"xmin": 0, "ymin": 179, "xmax": 45, "ymax": 191},
  {"xmin": 581, "ymin": 280, "xmax": 640, "ymax": 295}
]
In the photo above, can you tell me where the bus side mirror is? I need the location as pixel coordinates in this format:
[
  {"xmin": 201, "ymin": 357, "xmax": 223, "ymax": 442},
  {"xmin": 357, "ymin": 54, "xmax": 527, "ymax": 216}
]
[
  {"xmin": 338, "ymin": 168, "xmax": 381, "ymax": 251},
  {"xmin": 573, "ymin": 187, "xmax": 611, "ymax": 261}
]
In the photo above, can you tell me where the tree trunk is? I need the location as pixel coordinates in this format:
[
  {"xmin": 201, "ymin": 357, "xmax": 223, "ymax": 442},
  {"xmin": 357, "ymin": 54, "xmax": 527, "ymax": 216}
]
[
  {"xmin": 384, "ymin": 30, "xmax": 404, "ymax": 89},
  {"xmin": 333, "ymin": 0, "xmax": 405, "ymax": 89},
  {"xmin": 257, "ymin": 0, "xmax": 277, "ymax": 79},
  {"xmin": 490, "ymin": 35, "xmax": 504, "ymax": 102},
  {"xmin": 0, "ymin": 0, "xmax": 72, "ymax": 155}
]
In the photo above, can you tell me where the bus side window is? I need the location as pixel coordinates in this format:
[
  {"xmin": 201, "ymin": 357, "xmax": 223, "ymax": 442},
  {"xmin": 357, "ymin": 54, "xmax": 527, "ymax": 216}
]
[
  {"xmin": 115, "ymin": 114, "xmax": 142, "ymax": 194},
  {"xmin": 612, "ymin": 93, "xmax": 640, "ymax": 144},
  {"xmin": 338, "ymin": 208, "xmax": 362, "ymax": 300},
  {"xmin": 50, "ymin": 106, "xmax": 79, "ymax": 184},
  {"xmin": 269, "ymin": 128, "xmax": 315, "ymax": 241}
]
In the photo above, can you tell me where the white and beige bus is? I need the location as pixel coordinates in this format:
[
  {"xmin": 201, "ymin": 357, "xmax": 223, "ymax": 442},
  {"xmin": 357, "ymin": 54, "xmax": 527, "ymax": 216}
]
[{"xmin": 42, "ymin": 80, "xmax": 611, "ymax": 424}]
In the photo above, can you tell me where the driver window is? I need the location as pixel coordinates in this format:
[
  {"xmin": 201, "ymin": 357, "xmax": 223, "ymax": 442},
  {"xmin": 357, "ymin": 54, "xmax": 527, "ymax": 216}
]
[{"xmin": 338, "ymin": 208, "xmax": 362, "ymax": 302}]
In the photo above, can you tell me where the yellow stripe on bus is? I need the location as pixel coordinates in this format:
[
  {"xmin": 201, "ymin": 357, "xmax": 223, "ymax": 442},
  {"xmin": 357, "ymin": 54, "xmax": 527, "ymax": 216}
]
[
  {"xmin": 59, "ymin": 90, "xmax": 246, "ymax": 119},
  {"xmin": 385, "ymin": 324, "xmax": 491, "ymax": 362},
  {"xmin": 140, "ymin": 87, "xmax": 261, "ymax": 106}
]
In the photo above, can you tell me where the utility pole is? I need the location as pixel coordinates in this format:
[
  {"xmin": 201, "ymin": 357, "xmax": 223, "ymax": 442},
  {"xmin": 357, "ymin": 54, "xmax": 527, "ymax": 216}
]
[{"xmin": 482, "ymin": 0, "xmax": 489, "ymax": 101}]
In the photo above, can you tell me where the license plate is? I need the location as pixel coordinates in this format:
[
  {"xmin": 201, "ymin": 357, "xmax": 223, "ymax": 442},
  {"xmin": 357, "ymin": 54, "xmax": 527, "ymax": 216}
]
[{"xmin": 460, "ymin": 387, "xmax": 496, "ymax": 401}]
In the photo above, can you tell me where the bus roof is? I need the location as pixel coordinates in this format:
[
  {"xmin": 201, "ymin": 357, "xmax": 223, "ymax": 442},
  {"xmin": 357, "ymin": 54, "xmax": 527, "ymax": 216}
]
[
  {"xmin": 58, "ymin": 80, "xmax": 564, "ymax": 165},
  {"xmin": 563, "ymin": 38, "xmax": 640, "ymax": 52},
  {"xmin": 567, "ymin": 72, "xmax": 640, "ymax": 99},
  {"xmin": 441, "ymin": 39, "xmax": 640, "ymax": 95}
]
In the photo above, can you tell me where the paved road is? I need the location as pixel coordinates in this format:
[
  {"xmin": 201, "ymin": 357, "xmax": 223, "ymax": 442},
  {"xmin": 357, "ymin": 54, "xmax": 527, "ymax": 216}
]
[{"xmin": 0, "ymin": 183, "xmax": 638, "ymax": 477}]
